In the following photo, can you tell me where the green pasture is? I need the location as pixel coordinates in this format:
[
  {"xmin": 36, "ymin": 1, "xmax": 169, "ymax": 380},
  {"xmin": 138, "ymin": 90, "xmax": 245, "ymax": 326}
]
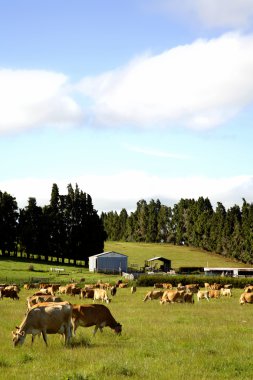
[
  {"xmin": 1, "ymin": 242, "xmax": 253, "ymax": 380},
  {"xmin": 0, "ymin": 241, "xmax": 251, "ymax": 285},
  {"xmin": 104, "ymin": 241, "xmax": 252, "ymax": 269},
  {"xmin": 1, "ymin": 286, "xmax": 253, "ymax": 380},
  {"xmin": 0, "ymin": 241, "xmax": 252, "ymax": 285}
]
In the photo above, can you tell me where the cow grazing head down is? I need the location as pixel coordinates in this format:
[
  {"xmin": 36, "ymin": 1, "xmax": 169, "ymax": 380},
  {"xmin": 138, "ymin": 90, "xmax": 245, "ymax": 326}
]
[
  {"xmin": 12, "ymin": 327, "xmax": 26, "ymax": 347},
  {"xmin": 114, "ymin": 323, "xmax": 122, "ymax": 335}
]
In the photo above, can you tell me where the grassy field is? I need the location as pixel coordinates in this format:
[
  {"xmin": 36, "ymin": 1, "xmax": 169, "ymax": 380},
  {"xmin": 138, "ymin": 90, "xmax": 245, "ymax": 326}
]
[
  {"xmin": 1, "ymin": 243, "xmax": 253, "ymax": 379},
  {"xmin": 1, "ymin": 286, "xmax": 253, "ymax": 380},
  {"xmin": 104, "ymin": 241, "xmax": 252, "ymax": 269},
  {"xmin": 0, "ymin": 241, "xmax": 251, "ymax": 285}
]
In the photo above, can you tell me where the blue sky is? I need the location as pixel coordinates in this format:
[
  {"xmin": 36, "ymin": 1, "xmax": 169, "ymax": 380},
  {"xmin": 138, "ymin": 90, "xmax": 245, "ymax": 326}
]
[{"xmin": 1, "ymin": 0, "xmax": 253, "ymax": 212}]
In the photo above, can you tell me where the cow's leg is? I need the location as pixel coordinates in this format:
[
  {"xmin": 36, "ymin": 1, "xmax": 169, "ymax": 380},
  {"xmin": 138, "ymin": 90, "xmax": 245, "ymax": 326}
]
[
  {"xmin": 71, "ymin": 318, "xmax": 77, "ymax": 336},
  {"xmin": 41, "ymin": 330, "xmax": 48, "ymax": 346},
  {"xmin": 93, "ymin": 326, "xmax": 99, "ymax": 336}
]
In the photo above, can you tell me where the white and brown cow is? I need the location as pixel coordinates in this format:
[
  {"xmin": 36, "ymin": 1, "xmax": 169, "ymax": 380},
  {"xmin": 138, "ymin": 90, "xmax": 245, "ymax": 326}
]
[{"xmin": 12, "ymin": 302, "xmax": 73, "ymax": 346}]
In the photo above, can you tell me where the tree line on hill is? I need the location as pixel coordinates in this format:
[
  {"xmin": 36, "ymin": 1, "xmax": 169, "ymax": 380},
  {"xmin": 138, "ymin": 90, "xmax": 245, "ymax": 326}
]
[
  {"xmin": 2, "ymin": 185, "xmax": 253, "ymax": 266},
  {"xmin": 101, "ymin": 197, "xmax": 253, "ymax": 264},
  {"xmin": 0, "ymin": 183, "xmax": 106, "ymax": 265}
]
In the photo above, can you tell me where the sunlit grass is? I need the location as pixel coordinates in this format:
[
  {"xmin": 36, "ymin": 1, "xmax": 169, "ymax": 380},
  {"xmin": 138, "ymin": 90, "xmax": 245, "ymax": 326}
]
[{"xmin": 1, "ymin": 284, "xmax": 253, "ymax": 379}]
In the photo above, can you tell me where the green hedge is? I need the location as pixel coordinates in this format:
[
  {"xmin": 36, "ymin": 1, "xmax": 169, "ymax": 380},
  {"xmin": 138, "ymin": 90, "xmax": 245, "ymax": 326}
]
[{"xmin": 136, "ymin": 274, "xmax": 253, "ymax": 289}]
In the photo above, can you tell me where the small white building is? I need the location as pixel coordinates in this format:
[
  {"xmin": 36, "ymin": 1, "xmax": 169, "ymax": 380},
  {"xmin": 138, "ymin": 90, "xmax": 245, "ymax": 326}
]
[{"xmin": 89, "ymin": 251, "xmax": 128, "ymax": 273}]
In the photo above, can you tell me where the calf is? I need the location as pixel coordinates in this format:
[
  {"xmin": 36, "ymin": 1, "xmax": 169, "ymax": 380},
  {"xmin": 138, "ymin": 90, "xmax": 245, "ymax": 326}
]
[
  {"xmin": 220, "ymin": 288, "xmax": 232, "ymax": 297},
  {"xmin": 93, "ymin": 288, "xmax": 110, "ymax": 304},
  {"xmin": 197, "ymin": 290, "xmax": 210, "ymax": 302},
  {"xmin": 71, "ymin": 304, "xmax": 122, "ymax": 336}
]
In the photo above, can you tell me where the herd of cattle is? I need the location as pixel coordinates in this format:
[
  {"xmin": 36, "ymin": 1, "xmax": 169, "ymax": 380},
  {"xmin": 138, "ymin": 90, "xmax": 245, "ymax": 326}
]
[
  {"xmin": 0, "ymin": 281, "xmax": 126, "ymax": 347},
  {"xmin": 143, "ymin": 282, "xmax": 253, "ymax": 305},
  {"xmin": 1, "ymin": 279, "xmax": 253, "ymax": 347}
]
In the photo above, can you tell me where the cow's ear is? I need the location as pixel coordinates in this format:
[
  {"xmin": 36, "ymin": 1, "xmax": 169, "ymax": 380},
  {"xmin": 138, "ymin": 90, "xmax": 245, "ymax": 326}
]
[{"xmin": 16, "ymin": 326, "xmax": 20, "ymax": 330}]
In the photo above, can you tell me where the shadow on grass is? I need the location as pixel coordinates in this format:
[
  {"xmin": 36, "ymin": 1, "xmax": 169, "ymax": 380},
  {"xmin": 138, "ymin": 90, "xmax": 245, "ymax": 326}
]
[{"xmin": 69, "ymin": 336, "xmax": 92, "ymax": 349}]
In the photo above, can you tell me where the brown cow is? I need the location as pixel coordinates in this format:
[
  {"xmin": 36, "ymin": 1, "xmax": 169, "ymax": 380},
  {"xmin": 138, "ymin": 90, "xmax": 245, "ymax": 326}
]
[
  {"xmin": 160, "ymin": 290, "xmax": 185, "ymax": 304},
  {"xmin": 80, "ymin": 288, "xmax": 94, "ymax": 299},
  {"xmin": 0, "ymin": 288, "xmax": 19, "ymax": 300},
  {"xmin": 240, "ymin": 292, "xmax": 253, "ymax": 305},
  {"xmin": 209, "ymin": 290, "xmax": 220, "ymax": 299},
  {"xmin": 183, "ymin": 292, "xmax": 194, "ymax": 303},
  {"xmin": 143, "ymin": 290, "xmax": 164, "ymax": 302},
  {"xmin": 71, "ymin": 304, "xmax": 122, "ymax": 336}
]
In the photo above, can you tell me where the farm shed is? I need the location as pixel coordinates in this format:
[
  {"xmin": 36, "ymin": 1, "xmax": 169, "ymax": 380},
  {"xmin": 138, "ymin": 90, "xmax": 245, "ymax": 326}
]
[
  {"xmin": 89, "ymin": 251, "xmax": 128, "ymax": 273},
  {"xmin": 145, "ymin": 256, "xmax": 171, "ymax": 272}
]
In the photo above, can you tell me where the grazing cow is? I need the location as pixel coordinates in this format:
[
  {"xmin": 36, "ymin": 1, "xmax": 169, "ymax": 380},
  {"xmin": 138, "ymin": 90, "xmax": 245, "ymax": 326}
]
[
  {"xmin": 27, "ymin": 295, "xmax": 63, "ymax": 310},
  {"xmin": 110, "ymin": 286, "xmax": 117, "ymax": 297},
  {"xmin": 33, "ymin": 289, "xmax": 52, "ymax": 296},
  {"xmin": 160, "ymin": 290, "xmax": 185, "ymax": 304},
  {"xmin": 220, "ymin": 288, "xmax": 232, "ymax": 297},
  {"xmin": 209, "ymin": 290, "xmax": 220, "ymax": 299},
  {"xmin": 80, "ymin": 288, "xmax": 94, "ymax": 299},
  {"xmin": 183, "ymin": 292, "xmax": 194, "ymax": 303},
  {"xmin": 71, "ymin": 304, "xmax": 122, "ymax": 336},
  {"xmin": 93, "ymin": 289, "xmax": 110, "ymax": 304},
  {"xmin": 131, "ymin": 286, "xmax": 137, "ymax": 294},
  {"xmin": 0, "ymin": 288, "xmax": 19, "ymax": 300},
  {"xmin": 12, "ymin": 302, "xmax": 73, "ymax": 346},
  {"xmin": 240, "ymin": 292, "xmax": 253, "ymax": 305},
  {"xmin": 143, "ymin": 290, "xmax": 164, "ymax": 302},
  {"xmin": 197, "ymin": 290, "xmax": 210, "ymax": 302}
]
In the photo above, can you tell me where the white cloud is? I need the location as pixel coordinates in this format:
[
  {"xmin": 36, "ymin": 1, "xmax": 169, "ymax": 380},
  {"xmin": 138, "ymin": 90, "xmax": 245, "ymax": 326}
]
[
  {"xmin": 0, "ymin": 69, "xmax": 83, "ymax": 133},
  {"xmin": 1, "ymin": 172, "xmax": 253, "ymax": 212},
  {"xmin": 156, "ymin": 0, "xmax": 253, "ymax": 29},
  {"xmin": 77, "ymin": 32, "xmax": 253, "ymax": 130}
]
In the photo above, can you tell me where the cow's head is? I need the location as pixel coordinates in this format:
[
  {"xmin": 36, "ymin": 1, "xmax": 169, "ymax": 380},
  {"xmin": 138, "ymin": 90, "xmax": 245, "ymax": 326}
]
[
  {"xmin": 12, "ymin": 327, "xmax": 25, "ymax": 347},
  {"xmin": 114, "ymin": 323, "xmax": 122, "ymax": 335}
]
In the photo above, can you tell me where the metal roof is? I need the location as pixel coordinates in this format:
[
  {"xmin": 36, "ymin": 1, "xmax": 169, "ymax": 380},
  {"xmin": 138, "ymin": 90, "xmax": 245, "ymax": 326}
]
[
  {"xmin": 146, "ymin": 256, "xmax": 171, "ymax": 263},
  {"xmin": 89, "ymin": 251, "xmax": 128, "ymax": 258}
]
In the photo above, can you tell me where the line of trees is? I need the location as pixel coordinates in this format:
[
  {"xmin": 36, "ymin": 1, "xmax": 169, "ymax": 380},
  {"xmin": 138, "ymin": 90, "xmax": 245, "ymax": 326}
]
[
  {"xmin": 0, "ymin": 183, "xmax": 106, "ymax": 265},
  {"xmin": 101, "ymin": 197, "xmax": 253, "ymax": 264}
]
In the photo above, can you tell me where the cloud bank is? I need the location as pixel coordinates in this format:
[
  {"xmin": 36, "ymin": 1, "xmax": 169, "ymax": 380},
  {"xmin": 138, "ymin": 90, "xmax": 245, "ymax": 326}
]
[
  {"xmin": 2, "ymin": 33, "xmax": 253, "ymax": 133},
  {"xmin": 78, "ymin": 32, "xmax": 253, "ymax": 130}
]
